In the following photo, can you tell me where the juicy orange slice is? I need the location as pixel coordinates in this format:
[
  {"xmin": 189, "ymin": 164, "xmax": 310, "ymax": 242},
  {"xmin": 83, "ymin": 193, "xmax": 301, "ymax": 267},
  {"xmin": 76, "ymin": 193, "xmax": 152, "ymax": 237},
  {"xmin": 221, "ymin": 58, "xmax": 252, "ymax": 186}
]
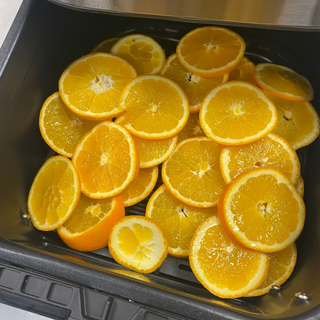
[
  {"xmin": 72, "ymin": 121, "xmax": 139, "ymax": 199},
  {"xmin": 116, "ymin": 75, "xmax": 189, "ymax": 140},
  {"xmin": 161, "ymin": 53, "xmax": 228, "ymax": 113},
  {"xmin": 91, "ymin": 37, "xmax": 119, "ymax": 53},
  {"xmin": 108, "ymin": 215, "xmax": 168, "ymax": 273},
  {"xmin": 247, "ymin": 243, "xmax": 297, "ymax": 297},
  {"xmin": 27, "ymin": 156, "xmax": 81, "ymax": 231},
  {"xmin": 177, "ymin": 112, "xmax": 205, "ymax": 142},
  {"xmin": 296, "ymin": 176, "xmax": 304, "ymax": 197},
  {"xmin": 200, "ymin": 81, "xmax": 278, "ymax": 145},
  {"xmin": 122, "ymin": 166, "xmax": 159, "ymax": 207},
  {"xmin": 189, "ymin": 215, "xmax": 269, "ymax": 298},
  {"xmin": 59, "ymin": 52, "xmax": 137, "ymax": 120},
  {"xmin": 220, "ymin": 133, "xmax": 301, "ymax": 186},
  {"xmin": 176, "ymin": 26, "xmax": 246, "ymax": 77},
  {"xmin": 229, "ymin": 56, "xmax": 256, "ymax": 84},
  {"xmin": 162, "ymin": 137, "xmax": 226, "ymax": 208},
  {"xmin": 146, "ymin": 185, "xmax": 216, "ymax": 257},
  {"xmin": 219, "ymin": 167, "xmax": 305, "ymax": 252},
  {"xmin": 39, "ymin": 92, "xmax": 97, "ymax": 158},
  {"xmin": 254, "ymin": 63, "xmax": 314, "ymax": 102},
  {"xmin": 110, "ymin": 34, "xmax": 166, "ymax": 75},
  {"xmin": 57, "ymin": 194, "xmax": 125, "ymax": 251}
]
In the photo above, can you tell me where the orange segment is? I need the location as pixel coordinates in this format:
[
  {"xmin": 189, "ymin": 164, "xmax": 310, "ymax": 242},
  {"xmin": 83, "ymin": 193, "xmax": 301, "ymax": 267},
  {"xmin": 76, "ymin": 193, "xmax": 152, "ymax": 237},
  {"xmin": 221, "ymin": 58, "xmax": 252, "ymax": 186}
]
[
  {"xmin": 108, "ymin": 215, "xmax": 168, "ymax": 273},
  {"xmin": 247, "ymin": 243, "xmax": 297, "ymax": 297},
  {"xmin": 189, "ymin": 215, "xmax": 269, "ymax": 298},
  {"xmin": 57, "ymin": 194, "xmax": 125, "ymax": 251},
  {"xmin": 254, "ymin": 63, "xmax": 314, "ymax": 102},
  {"xmin": 59, "ymin": 53, "xmax": 137, "ymax": 120},
  {"xmin": 122, "ymin": 166, "xmax": 159, "ymax": 207},
  {"xmin": 27, "ymin": 156, "xmax": 81, "ymax": 231},
  {"xmin": 218, "ymin": 168, "xmax": 305, "ymax": 252},
  {"xmin": 220, "ymin": 133, "xmax": 301, "ymax": 186},
  {"xmin": 161, "ymin": 53, "xmax": 228, "ymax": 113},
  {"xmin": 162, "ymin": 137, "xmax": 227, "ymax": 208},
  {"xmin": 39, "ymin": 92, "xmax": 97, "ymax": 158},
  {"xmin": 110, "ymin": 34, "xmax": 166, "ymax": 75},
  {"xmin": 117, "ymin": 75, "xmax": 189, "ymax": 140},
  {"xmin": 176, "ymin": 26, "xmax": 246, "ymax": 77},
  {"xmin": 72, "ymin": 121, "xmax": 139, "ymax": 199},
  {"xmin": 146, "ymin": 185, "xmax": 216, "ymax": 257},
  {"xmin": 229, "ymin": 56, "xmax": 256, "ymax": 84},
  {"xmin": 177, "ymin": 112, "xmax": 205, "ymax": 143},
  {"xmin": 91, "ymin": 37, "xmax": 119, "ymax": 53},
  {"xmin": 200, "ymin": 81, "xmax": 278, "ymax": 145}
]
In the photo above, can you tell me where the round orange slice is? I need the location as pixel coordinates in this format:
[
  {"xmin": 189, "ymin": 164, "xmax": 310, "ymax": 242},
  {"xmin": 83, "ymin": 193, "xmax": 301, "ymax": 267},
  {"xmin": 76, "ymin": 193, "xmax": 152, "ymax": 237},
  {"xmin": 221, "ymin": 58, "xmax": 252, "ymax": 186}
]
[
  {"xmin": 254, "ymin": 63, "xmax": 314, "ymax": 102},
  {"xmin": 110, "ymin": 34, "xmax": 166, "ymax": 75},
  {"xmin": 162, "ymin": 137, "xmax": 226, "ymax": 208},
  {"xmin": 116, "ymin": 75, "xmax": 189, "ymax": 140},
  {"xmin": 27, "ymin": 156, "xmax": 81, "ymax": 231},
  {"xmin": 220, "ymin": 132, "xmax": 301, "ymax": 186},
  {"xmin": 189, "ymin": 215, "xmax": 269, "ymax": 298},
  {"xmin": 177, "ymin": 112, "xmax": 205, "ymax": 143},
  {"xmin": 72, "ymin": 121, "xmax": 139, "ymax": 199},
  {"xmin": 108, "ymin": 215, "xmax": 168, "ymax": 273},
  {"xmin": 59, "ymin": 52, "xmax": 137, "ymax": 120},
  {"xmin": 91, "ymin": 37, "xmax": 119, "ymax": 53},
  {"xmin": 218, "ymin": 167, "xmax": 305, "ymax": 253},
  {"xmin": 176, "ymin": 26, "xmax": 246, "ymax": 77},
  {"xmin": 160, "ymin": 53, "xmax": 228, "ymax": 113},
  {"xmin": 57, "ymin": 194, "xmax": 125, "ymax": 252},
  {"xmin": 200, "ymin": 81, "xmax": 278, "ymax": 145},
  {"xmin": 229, "ymin": 56, "xmax": 256, "ymax": 84}
]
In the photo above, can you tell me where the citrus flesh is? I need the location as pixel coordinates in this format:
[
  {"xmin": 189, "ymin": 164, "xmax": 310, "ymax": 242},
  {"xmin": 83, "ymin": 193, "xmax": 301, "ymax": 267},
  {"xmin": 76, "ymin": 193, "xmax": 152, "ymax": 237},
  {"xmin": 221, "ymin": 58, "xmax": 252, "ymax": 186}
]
[
  {"xmin": 177, "ymin": 112, "xmax": 205, "ymax": 143},
  {"xmin": 229, "ymin": 56, "xmax": 255, "ymax": 84},
  {"xmin": 91, "ymin": 37, "xmax": 119, "ymax": 53}
]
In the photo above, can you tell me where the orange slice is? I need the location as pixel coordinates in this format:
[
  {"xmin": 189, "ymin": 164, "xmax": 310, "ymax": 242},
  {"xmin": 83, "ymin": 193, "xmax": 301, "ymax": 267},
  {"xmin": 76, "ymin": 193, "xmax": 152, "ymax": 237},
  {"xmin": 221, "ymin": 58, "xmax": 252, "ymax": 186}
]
[
  {"xmin": 27, "ymin": 156, "xmax": 81, "ymax": 231},
  {"xmin": 199, "ymin": 81, "xmax": 278, "ymax": 145},
  {"xmin": 254, "ymin": 63, "xmax": 314, "ymax": 102},
  {"xmin": 57, "ymin": 194, "xmax": 125, "ymax": 251},
  {"xmin": 91, "ymin": 37, "xmax": 119, "ymax": 53},
  {"xmin": 116, "ymin": 75, "xmax": 189, "ymax": 140},
  {"xmin": 122, "ymin": 166, "xmax": 159, "ymax": 207},
  {"xmin": 247, "ymin": 243, "xmax": 297, "ymax": 297},
  {"xmin": 146, "ymin": 185, "xmax": 216, "ymax": 257},
  {"xmin": 72, "ymin": 121, "xmax": 139, "ymax": 199},
  {"xmin": 131, "ymin": 134, "xmax": 178, "ymax": 168},
  {"xmin": 162, "ymin": 137, "xmax": 227, "ymax": 208},
  {"xmin": 220, "ymin": 133, "xmax": 301, "ymax": 186},
  {"xmin": 160, "ymin": 53, "xmax": 228, "ymax": 113},
  {"xmin": 108, "ymin": 215, "xmax": 168, "ymax": 273},
  {"xmin": 59, "ymin": 52, "xmax": 137, "ymax": 120},
  {"xmin": 177, "ymin": 112, "xmax": 205, "ymax": 143},
  {"xmin": 39, "ymin": 92, "xmax": 97, "ymax": 158},
  {"xmin": 176, "ymin": 26, "xmax": 246, "ymax": 77},
  {"xmin": 266, "ymin": 92, "xmax": 320, "ymax": 150},
  {"xmin": 110, "ymin": 34, "xmax": 166, "ymax": 75},
  {"xmin": 189, "ymin": 215, "xmax": 269, "ymax": 298},
  {"xmin": 229, "ymin": 56, "xmax": 256, "ymax": 84},
  {"xmin": 218, "ymin": 167, "xmax": 305, "ymax": 253},
  {"xmin": 296, "ymin": 176, "xmax": 304, "ymax": 197}
]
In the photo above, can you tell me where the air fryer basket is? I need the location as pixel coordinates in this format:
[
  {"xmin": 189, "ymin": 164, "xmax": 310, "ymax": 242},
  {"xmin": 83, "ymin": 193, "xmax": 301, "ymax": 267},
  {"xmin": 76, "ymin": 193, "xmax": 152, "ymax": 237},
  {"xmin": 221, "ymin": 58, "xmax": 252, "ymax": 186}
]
[{"xmin": 1, "ymin": 0, "xmax": 320, "ymax": 319}]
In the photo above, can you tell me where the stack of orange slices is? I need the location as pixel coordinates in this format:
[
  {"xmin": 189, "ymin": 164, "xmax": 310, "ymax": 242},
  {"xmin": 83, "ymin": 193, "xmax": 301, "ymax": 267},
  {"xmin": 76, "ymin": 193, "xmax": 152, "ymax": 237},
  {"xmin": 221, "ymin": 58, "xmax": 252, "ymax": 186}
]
[{"xmin": 27, "ymin": 25, "xmax": 319, "ymax": 298}]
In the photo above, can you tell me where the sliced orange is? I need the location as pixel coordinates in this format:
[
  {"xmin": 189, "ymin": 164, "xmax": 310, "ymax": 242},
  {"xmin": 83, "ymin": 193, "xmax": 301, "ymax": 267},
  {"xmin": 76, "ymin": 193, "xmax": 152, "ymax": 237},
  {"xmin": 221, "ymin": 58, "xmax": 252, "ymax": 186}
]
[
  {"xmin": 110, "ymin": 34, "xmax": 166, "ymax": 75},
  {"xmin": 254, "ymin": 63, "xmax": 314, "ymax": 102},
  {"xmin": 146, "ymin": 185, "xmax": 216, "ymax": 257},
  {"xmin": 189, "ymin": 215, "xmax": 269, "ymax": 298},
  {"xmin": 122, "ymin": 166, "xmax": 159, "ymax": 207},
  {"xmin": 296, "ymin": 176, "xmax": 304, "ymax": 197},
  {"xmin": 220, "ymin": 133, "xmax": 301, "ymax": 186},
  {"xmin": 108, "ymin": 215, "xmax": 168, "ymax": 273},
  {"xmin": 57, "ymin": 194, "xmax": 125, "ymax": 251},
  {"xmin": 72, "ymin": 121, "xmax": 139, "ymax": 199},
  {"xmin": 229, "ymin": 56, "xmax": 256, "ymax": 84},
  {"xmin": 247, "ymin": 243, "xmax": 297, "ymax": 297},
  {"xmin": 162, "ymin": 137, "xmax": 227, "ymax": 208},
  {"xmin": 59, "ymin": 52, "xmax": 137, "ymax": 120},
  {"xmin": 116, "ymin": 75, "xmax": 189, "ymax": 140},
  {"xmin": 177, "ymin": 112, "xmax": 205, "ymax": 143},
  {"xmin": 218, "ymin": 167, "xmax": 305, "ymax": 253},
  {"xmin": 176, "ymin": 26, "xmax": 246, "ymax": 77},
  {"xmin": 199, "ymin": 81, "xmax": 278, "ymax": 145},
  {"xmin": 266, "ymin": 92, "xmax": 320, "ymax": 150},
  {"xmin": 131, "ymin": 134, "xmax": 178, "ymax": 168},
  {"xmin": 39, "ymin": 92, "xmax": 97, "ymax": 158},
  {"xmin": 160, "ymin": 53, "xmax": 228, "ymax": 113},
  {"xmin": 91, "ymin": 37, "xmax": 119, "ymax": 53},
  {"xmin": 27, "ymin": 156, "xmax": 81, "ymax": 231}
]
